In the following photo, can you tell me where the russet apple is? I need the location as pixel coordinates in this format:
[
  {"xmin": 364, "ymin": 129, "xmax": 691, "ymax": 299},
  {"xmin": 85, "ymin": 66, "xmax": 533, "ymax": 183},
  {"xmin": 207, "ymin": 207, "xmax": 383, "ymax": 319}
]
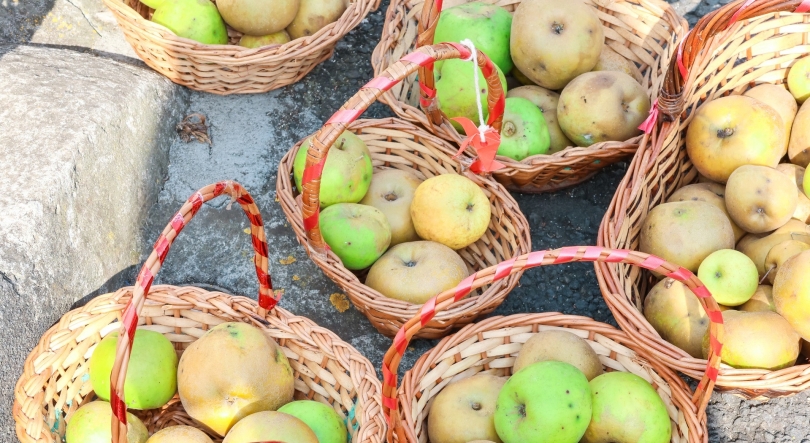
[
  {"xmin": 286, "ymin": 0, "xmax": 346, "ymax": 40},
  {"xmin": 428, "ymin": 373, "xmax": 506, "ymax": 443},
  {"xmin": 739, "ymin": 285, "xmax": 776, "ymax": 312},
  {"xmin": 764, "ymin": 240, "xmax": 810, "ymax": 284},
  {"xmin": 66, "ymin": 401, "xmax": 148, "ymax": 443},
  {"xmin": 697, "ymin": 249, "xmax": 758, "ymax": 306},
  {"xmin": 702, "ymin": 310, "xmax": 800, "ymax": 370},
  {"xmin": 557, "ymin": 71, "xmax": 650, "ymax": 147},
  {"xmin": 511, "ymin": 0, "xmax": 604, "ymax": 89},
  {"xmin": 513, "ymin": 330, "xmax": 603, "ymax": 381},
  {"xmin": 775, "ymin": 163, "xmax": 810, "ymax": 223},
  {"xmin": 217, "ymin": 0, "xmax": 299, "ymax": 36},
  {"xmin": 774, "ymin": 250, "xmax": 810, "ymax": 340},
  {"xmin": 359, "ymin": 169, "xmax": 422, "ymax": 246},
  {"xmin": 591, "ymin": 45, "xmax": 643, "ymax": 84},
  {"xmin": 178, "ymin": 322, "xmax": 294, "ymax": 436},
  {"xmin": 744, "ymin": 84, "xmax": 796, "ymax": 151},
  {"xmin": 725, "ymin": 165, "xmax": 798, "ymax": 233},
  {"xmin": 507, "ymin": 86, "xmax": 573, "ymax": 154},
  {"xmin": 410, "ymin": 174, "xmax": 491, "ymax": 250},
  {"xmin": 365, "ymin": 241, "xmax": 469, "ymax": 304},
  {"xmin": 89, "ymin": 329, "xmax": 177, "ymax": 410},
  {"xmin": 581, "ymin": 372, "xmax": 671, "ymax": 443},
  {"xmin": 320, "ymin": 203, "xmax": 391, "ymax": 270},
  {"xmin": 668, "ymin": 182, "xmax": 744, "ymax": 240},
  {"xmin": 643, "ymin": 278, "xmax": 709, "ymax": 358},
  {"xmin": 495, "ymin": 361, "xmax": 591, "ymax": 443},
  {"xmin": 222, "ymin": 411, "xmax": 318, "ymax": 443},
  {"xmin": 278, "ymin": 400, "xmax": 347, "ymax": 443},
  {"xmin": 639, "ymin": 201, "xmax": 735, "ymax": 272},
  {"xmin": 146, "ymin": 426, "xmax": 214, "ymax": 443},
  {"xmin": 293, "ymin": 130, "xmax": 373, "ymax": 207},
  {"xmin": 789, "ymin": 99, "xmax": 810, "ymax": 167},
  {"xmin": 238, "ymin": 30, "xmax": 290, "ymax": 48},
  {"xmin": 685, "ymin": 95, "xmax": 785, "ymax": 183}
]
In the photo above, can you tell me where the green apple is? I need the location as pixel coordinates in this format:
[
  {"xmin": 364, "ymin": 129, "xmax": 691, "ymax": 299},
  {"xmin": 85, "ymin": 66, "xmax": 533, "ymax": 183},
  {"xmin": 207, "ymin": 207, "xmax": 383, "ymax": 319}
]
[
  {"xmin": 495, "ymin": 361, "xmax": 591, "ymax": 443},
  {"xmin": 222, "ymin": 411, "xmax": 318, "ymax": 443},
  {"xmin": 436, "ymin": 59, "xmax": 507, "ymax": 133},
  {"xmin": 66, "ymin": 401, "xmax": 148, "ymax": 443},
  {"xmin": 433, "ymin": 2, "xmax": 513, "ymax": 73},
  {"xmin": 293, "ymin": 130, "xmax": 373, "ymax": 207},
  {"xmin": 789, "ymin": 56, "xmax": 810, "ymax": 104},
  {"xmin": 239, "ymin": 30, "xmax": 290, "ymax": 48},
  {"xmin": 278, "ymin": 400, "xmax": 347, "ymax": 443},
  {"xmin": 581, "ymin": 372, "xmax": 671, "ymax": 443},
  {"xmin": 320, "ymin": 203, "xmax": 391, "ymax": 270},
  {"xmin": 697, "ymin": 249, "xmax": 758, "ymax": 306},
  {"xmin": 410, "ymin": 174, "xmax": 491, "ymax": 250},
  {"xmin": 497, "ymin": 97, "xmax": 550, "ymax": 161},
  {"xmin": 89, "ymin": 329, "xmax": 178, "ymax": 410},
  {"xmin": 149, "ymin": 0, "xmax": 228, "ymax": 45}
]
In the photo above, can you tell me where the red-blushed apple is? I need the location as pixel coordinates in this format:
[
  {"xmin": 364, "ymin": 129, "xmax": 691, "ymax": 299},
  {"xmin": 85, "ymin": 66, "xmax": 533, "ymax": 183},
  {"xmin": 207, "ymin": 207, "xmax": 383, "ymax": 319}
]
[
  {"xmin": 581, "ymin": 372, "xmax": 671, "ymax": 443},
  {"xmin": 427, "ymin": 374, "xmax": 506, "ymax": 443},
  {"xmin": 411, "ymin": 174, "xmax": 491, "ymax": 250},
  {"xmin": 494, "ymin": 361, "xmax": 591, "ymax": 443},
  {"xmin": 320, "ymin": 203, "xmax": 391, "ymax": 270},
  {"xmin": 697, "ymin": 249, "xmax": 758, "ymax": 307},
  {"xmin": 365, "ymin": 241, "xmax": 469, "ymax": 304}
]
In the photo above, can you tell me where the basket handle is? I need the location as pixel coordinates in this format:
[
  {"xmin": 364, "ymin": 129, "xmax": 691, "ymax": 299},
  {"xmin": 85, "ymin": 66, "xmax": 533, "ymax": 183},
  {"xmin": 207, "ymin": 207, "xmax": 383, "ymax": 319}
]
[
  {"xmin": 300, "ymin": 43, "xmax": 505, "ymax": 255},
  {"xmin": 108, "ymin": 181, "xmax": 276, "ymax": 442},
  {"xmin": 380, "ymin": 246, "xmax": 724, "ymax": 442},
  {"xmin": 660, "ymin": 0, "xmax": 810, "ymax": 120},
  {"xmin": 415, "ymin": 0, "xmax": 444, "ymax": 127}
]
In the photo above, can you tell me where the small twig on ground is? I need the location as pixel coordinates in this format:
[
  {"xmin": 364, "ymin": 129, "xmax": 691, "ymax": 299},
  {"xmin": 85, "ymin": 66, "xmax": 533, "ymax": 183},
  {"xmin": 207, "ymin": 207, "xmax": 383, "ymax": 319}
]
[{"xmin": 176, "ymin": 113, "xmax": 212, "ymax": 145}]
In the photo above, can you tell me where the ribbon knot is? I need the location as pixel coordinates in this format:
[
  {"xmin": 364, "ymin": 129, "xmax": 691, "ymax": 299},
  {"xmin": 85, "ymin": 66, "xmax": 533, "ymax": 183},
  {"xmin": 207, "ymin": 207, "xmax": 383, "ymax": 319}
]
[{"xmin": 638, "ymin": 99, "xmax": 659, "ymax": 134}]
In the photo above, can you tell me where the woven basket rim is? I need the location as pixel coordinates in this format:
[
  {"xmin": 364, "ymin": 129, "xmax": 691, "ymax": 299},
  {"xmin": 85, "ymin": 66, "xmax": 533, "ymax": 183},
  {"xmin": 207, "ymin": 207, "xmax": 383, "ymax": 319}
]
[
  {"xmin": 396, "ymin": 312, "xmax": 708, "ymax": 443},
  {"xmin": 12, "ymin": 285, "xmax": 386, "ymax": 443},
  {"xmin": 370, "ymin": 0, "xmax": 688, "ymax": 166},
  {"xmin": 277, "ymin": 118, "xmax": 532, "ymax": 335},
  {"xmin": 596, "ymin": 0, "xmax": 810, "ymax": 398}
]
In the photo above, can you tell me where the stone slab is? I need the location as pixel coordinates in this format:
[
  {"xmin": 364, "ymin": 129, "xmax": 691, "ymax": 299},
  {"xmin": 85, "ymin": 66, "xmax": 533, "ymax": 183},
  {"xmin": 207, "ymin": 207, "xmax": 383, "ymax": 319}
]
[{"xmin": 0, "ymin": 44, "xmax": 187, "ymax": 442}]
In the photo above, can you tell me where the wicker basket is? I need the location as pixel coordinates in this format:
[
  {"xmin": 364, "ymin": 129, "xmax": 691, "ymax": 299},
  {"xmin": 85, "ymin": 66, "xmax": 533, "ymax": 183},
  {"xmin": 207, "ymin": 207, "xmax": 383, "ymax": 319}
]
[
  {"xmin": 370, "ymin": 0, "xmax": 688, "ymax": 192},
  {"xmin": 277, "ymin": 43, "xmax": 532, "ymax": 339},
  {"xmin": 12, "ymin": 181, "xmax": 385, "ymax": 443},
  {"xmin": 597, "ymin": 0, "xmax": 810, "ymax": 399},
  {"xmin": 102, "ymin": 0, "xmax": 379, "ymax": 94},
  {"xmin": 380, "ymin": 246, "xmax": 723, "ymax": 443}
]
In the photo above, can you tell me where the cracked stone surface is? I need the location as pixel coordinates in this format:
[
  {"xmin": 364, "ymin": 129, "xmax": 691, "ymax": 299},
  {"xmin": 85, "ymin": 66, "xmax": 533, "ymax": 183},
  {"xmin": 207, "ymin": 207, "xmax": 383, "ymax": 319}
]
[{"xmin": 4, "ymin": 0, "xmax": 810, "ymax": 442}]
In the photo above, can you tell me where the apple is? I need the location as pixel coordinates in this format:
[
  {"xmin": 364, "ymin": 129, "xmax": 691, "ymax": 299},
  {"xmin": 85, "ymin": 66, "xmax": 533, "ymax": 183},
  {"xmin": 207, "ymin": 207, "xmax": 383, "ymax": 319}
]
[
  {"xmin": 592, "ymin": 45, "xmax": 643, "ymax": 84},
  {"xmin": 359, "ymin": 169, "xmax": 422, "ymax": 246},
  {"xmin": 764, "ymin": 240, "xmax": 810, "ymax": 284},
  {"xmin": 697, "ymin": 249, "xmax": 758, "ymax": 307},
  {"xmin": 293, "ymin": 130, "xmax": 373, "ymax": 207},
  {"xmin": 643, "ymin": 277, "xmax": 708, "ymax": 358},
  {"xmin": 365, "ymin": 241, "xmax": 469, "ymax": 304},
  {"xmin": 667, "ymin": 182, "xmax": 744, "ymax": 241},
  {"xmin": 805, "ymin": 164, "xmax": 810, "ymax": 197},
  {"xmin": 744, "ymin": 84, "xmax": 796, "ymax": 150},
  {"xmin": 433, "ymin": 2, "xmax": 513, "ymax": 73},
  {"xmin": 685, "ymin": 95, "xmax": 785, "ymax": 183},
  {"xmin": 278, "ymin": 400, "xmax": 347, "ymax": 443},
  {"xmin": 737, "ymin": 219, "xmax": 810, "ymax": 275},
  {"xmin": 507, "ymin": 85, "xmax": 573, "ymax": 154},
  {"xmin": 287, "ymin": 0, "xmax": 346, "ymax": 40},
  {"xmin": 89, "ymin": 329, "xmax": 177, "ymax": 410},
  {"xmin": 702, "ymin": 311, "xmax": 800, "ymax": 370},
  {"xmin": 428, "ymin": 374, "xmax": 506, "ymax": 443},
  {"xmin": 581, "ymin": 372, "xmax": 671, "ymax": 443},
  {"xmin": 410, "ymin": 174, "xmax": 491, "ymax": 250},
  {"xmin": 319, "ymin": 203, "xmax": 391, "ymax": 270},
  {"xmin": 724, "ymin": 165, "xmax": 798, "ymax": 234},
  {"xmin": 775, "ymin": 163, "xmax": 810, "ymax": 223},
  {"xmin": 495, "ymin": 361, "xmax": 591, "ymax": 443},
  {"xmin": 222, "ymin": 411, "xmax": 318, "ymax": 443},
  {"xmin": 146, "ymin": 426, "xmax": 214, "ymax": 443},
  {"xmin": 66, "ymin": 401, "xmax": 148, "ymax": 443},
  {"xmin": 436, "ymin": 59, "xmax": 507, "ymax": 133},
  {"xmin": 148, "ymin": 0, "xmax": 228, "ymax": 45},
  {"xmin": 774, "ymin": 250, "xmax": 810, "ymax": 340},
  {"xmin": 239, "ymin": 30, "xmax": 290, "ymax": 48},
  {"xmin": 739, "ymin": 285, "xmax": 775, "ymax": 313},
  {"xmin": 216, "ymin": 0, "xmax": 299, "ymax": 36},
  {"xmin": 788, "ymin": 56, "xmax": 810, "ymax": 104},
  {"xmin": 497, "ymin": 97, "xmax": 551, "ymax": 160},
  {"xmin": 513, "ymin": 330, "xmax": 603, "ymax": 381},
  {"xmin": 789, "ymin": 100, "xmax": 810, "ymax": 167}
]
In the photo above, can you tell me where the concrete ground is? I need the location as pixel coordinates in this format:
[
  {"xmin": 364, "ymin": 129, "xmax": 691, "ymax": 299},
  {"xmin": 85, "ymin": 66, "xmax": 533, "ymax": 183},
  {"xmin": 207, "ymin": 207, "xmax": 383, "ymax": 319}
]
[{"xmin": 3, "ymin": 0, "xmax": 810, "ymax": 441}]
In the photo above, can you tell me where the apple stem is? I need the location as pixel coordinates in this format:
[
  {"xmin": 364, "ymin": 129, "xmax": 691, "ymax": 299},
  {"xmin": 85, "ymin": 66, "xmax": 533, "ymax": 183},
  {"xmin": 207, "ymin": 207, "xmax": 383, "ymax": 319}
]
[{"xmin": 760, "ymin": 267, "xmax": 774, "ymax": 284}]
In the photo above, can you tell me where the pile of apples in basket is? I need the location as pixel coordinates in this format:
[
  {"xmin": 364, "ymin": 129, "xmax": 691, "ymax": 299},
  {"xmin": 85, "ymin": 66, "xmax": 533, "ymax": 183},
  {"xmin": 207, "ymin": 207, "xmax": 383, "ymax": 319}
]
[{"xmin": 639, "ymin": 58, "xmax": 810, "ymax": 371}]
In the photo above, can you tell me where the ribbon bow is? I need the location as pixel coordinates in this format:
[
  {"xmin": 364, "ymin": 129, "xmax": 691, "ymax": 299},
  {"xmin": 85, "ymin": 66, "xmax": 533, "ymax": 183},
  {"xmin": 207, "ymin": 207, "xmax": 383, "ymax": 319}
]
[{"xmin": 452, "ymin": 117, "xmax": 505, "ymax": 173}]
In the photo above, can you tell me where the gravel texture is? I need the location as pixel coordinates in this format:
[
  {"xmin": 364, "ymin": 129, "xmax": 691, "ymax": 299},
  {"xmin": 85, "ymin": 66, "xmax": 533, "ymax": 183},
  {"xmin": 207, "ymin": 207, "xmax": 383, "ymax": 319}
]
[{"xmin": 5, "ymin": 0, "xmax": 810, "ymax": 442}]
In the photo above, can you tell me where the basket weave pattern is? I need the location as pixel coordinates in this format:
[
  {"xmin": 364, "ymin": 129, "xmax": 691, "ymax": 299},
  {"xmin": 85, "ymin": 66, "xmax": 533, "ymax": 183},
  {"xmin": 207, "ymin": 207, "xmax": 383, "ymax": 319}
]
[
  {"xmin": 102, "ymin": 0, "xmax": 380, "ymax": 94},
  {"xmin": 597, "ymin": 0, "xmax": 810, "ymax": 398},
  {"xmin": 380, "ymin": 246, "xmax": 722, "ymax": 443},
  {"xmin": 371, "ymin": 0, "xmax": 688, "ymax": 192},
  {"xmin": 12, "ymin": 182, "xmax": 385, "ymax": 443}
]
